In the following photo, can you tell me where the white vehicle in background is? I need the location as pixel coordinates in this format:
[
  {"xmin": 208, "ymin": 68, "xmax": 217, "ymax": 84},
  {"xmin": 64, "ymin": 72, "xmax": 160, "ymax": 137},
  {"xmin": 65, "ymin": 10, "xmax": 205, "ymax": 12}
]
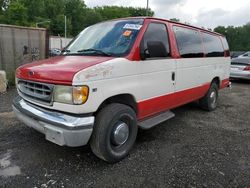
[
  {"xmin": 238, "ymin": 51, "xmax": 250, "ymax": 58},
  {"xmin": 13, "ymin": 17, "xmax": 231, "ymax": 163}
]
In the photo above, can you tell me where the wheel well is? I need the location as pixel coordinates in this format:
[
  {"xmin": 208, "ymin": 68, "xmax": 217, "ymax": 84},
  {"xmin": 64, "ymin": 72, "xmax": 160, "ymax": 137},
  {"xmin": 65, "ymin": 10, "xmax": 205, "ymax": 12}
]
[
  {"xmin": 211, "ymin": 77, "xmax": 220, "ymax": 88},
  {"xmin": 96, "ymin": 94, "xmax": 138, "ymax": 115}
]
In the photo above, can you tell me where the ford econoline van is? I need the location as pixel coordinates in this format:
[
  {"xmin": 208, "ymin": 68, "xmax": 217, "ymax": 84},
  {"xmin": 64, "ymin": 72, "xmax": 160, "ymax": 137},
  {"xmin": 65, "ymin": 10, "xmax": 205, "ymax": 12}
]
[{"xmin": 13, "ymin": 17, "xmax": 230, "ymax": 163}]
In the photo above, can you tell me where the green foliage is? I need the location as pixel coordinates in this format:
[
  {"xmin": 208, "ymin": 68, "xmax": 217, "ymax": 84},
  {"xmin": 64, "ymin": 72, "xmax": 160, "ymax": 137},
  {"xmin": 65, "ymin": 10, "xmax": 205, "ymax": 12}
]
[
  {"xmin": 0, "ymin": 0, "xmax": 154, "ymax": 37},
  {"xmin": 3, "ymin": 1, "xmax": 28, "ymax": 26},
  {"xmin": 214, "ymin": 25, "xmax": 250, "ymax": 51},
  {"xmin": 1, "ymin": 0, "xmax": 249, "ymax": 51},
  {"xmin": 169, "ymin": 18, "xmax": 180, "ymax": 22}
]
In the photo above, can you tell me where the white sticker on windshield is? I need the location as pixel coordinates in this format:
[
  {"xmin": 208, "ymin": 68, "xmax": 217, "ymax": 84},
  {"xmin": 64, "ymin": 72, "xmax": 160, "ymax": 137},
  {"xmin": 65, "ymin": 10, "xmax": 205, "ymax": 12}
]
[{"xmin": 123, "ymin": 24, "xmax": 142, "ymax": 30}]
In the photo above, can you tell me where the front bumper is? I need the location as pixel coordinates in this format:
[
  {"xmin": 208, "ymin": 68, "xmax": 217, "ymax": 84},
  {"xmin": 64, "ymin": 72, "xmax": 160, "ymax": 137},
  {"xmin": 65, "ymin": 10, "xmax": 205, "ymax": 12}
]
[{"xmin": 12, "ymin": 96, "xmax": 95, "ymax": 147}]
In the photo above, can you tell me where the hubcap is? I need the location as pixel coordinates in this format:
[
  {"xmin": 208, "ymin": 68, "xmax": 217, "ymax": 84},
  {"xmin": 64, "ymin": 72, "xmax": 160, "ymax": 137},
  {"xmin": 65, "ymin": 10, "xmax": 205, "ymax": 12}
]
[
  {"xmin": 210, "ymin": 91, "xmax": 217, "ymax": 108},
  {"xmin": 111, "ymin": 122, "xmax": 129, "ymax": 146}
]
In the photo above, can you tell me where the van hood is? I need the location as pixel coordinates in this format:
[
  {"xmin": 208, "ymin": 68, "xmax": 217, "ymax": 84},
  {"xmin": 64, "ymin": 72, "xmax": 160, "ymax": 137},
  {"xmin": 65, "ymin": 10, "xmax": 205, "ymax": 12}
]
[{"xmin": 16, "ymin": 56, "xmax": 114, "ymax": 85}]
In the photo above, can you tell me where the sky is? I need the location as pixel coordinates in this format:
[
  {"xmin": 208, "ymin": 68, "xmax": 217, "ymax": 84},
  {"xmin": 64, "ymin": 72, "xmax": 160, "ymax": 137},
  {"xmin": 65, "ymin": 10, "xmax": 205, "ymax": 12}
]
[{"xmin": 84, "ymin": 0, "xmax": 250, "ymax": 29}]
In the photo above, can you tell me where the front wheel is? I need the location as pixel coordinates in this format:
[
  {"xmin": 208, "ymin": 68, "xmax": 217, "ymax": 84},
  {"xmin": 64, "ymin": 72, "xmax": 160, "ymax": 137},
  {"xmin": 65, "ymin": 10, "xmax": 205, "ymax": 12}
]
[
  {"xmin": 199, "ymin": 83, "xmax": 219, "ymax": 111},
  {"xmin": 90, "ymin": 103, "xmax": 138, "ymax": 163}
]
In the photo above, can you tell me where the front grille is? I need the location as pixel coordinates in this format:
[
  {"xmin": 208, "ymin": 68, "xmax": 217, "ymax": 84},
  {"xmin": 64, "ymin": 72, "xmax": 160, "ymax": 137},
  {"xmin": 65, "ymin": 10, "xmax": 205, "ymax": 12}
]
[{"xmin": 18, "ymin": 80, "xmax": 54, "ymax": 104}]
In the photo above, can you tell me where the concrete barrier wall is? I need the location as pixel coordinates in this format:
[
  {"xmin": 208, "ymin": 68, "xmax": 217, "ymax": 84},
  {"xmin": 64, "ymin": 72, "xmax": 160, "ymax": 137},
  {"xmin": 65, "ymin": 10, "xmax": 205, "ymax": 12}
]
[
  {"xmin": 0, "ymin": 70, "xmax": 7, "ymax": 93},
  {"xmin": 50, "ymin": 36, "xmax": 72, "ymax": 49},
  {"xmin": 0, "ymin": 24, "xmax": 49, "ymax": 84}
]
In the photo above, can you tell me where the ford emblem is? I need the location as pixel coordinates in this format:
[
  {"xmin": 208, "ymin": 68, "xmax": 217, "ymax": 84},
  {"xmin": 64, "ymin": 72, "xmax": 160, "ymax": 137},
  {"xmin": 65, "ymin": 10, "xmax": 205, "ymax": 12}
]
[{"xmin": 28, "ymin": 71, "xmax": 34, "ymax": 76}]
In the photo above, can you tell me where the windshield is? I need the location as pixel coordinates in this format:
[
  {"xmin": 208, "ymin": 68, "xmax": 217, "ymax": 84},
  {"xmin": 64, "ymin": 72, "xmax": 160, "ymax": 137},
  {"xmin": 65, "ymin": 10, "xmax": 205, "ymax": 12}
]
[{"xmin": 63, "ymin": 18, "xmax": 144, "ymax": 57}]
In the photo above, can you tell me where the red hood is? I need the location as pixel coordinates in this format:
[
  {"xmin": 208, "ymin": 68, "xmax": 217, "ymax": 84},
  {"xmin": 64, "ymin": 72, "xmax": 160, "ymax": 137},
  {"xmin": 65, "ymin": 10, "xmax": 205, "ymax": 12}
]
[{"xmin": 16, "ymin": 56, "xmax": 114, "ymax": 85}]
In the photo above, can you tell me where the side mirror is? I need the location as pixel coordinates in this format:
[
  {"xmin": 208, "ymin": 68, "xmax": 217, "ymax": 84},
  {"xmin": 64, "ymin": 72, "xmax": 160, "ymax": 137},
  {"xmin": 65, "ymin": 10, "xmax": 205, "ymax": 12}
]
[{"xmin": 147, "ymin": 41, "xmax": 168, "ymax": 58}]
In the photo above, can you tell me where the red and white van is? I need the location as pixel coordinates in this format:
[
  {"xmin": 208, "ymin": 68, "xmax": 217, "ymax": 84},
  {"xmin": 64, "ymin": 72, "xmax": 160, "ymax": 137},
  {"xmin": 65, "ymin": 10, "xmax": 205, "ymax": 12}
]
[{"xmin": 13, "ymin": 17, "xmax": 231, "ymax": 163}]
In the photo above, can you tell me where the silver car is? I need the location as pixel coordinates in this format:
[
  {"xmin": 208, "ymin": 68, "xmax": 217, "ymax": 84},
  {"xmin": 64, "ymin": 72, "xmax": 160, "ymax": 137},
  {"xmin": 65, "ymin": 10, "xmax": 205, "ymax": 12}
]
[
  {"xmin": 230, "ymin": 58, "xmax": 250, "ymax": 80},
  {"xmin": 238, "ymin": 51, "xmax": 250, "ymax": 58}
]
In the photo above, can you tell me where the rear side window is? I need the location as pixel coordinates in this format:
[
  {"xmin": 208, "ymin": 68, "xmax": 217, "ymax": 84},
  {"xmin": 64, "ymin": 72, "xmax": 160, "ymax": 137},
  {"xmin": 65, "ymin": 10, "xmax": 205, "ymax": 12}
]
[
  {"xmin": 142, "ymin": 23, "xmax": 170, "ymax": 58},
  {"xmin": 202, "ymin": 32, "xmax": 224, "ymax": 57},
  {"xmin": 173, "ymin": 26, "xmax": 203, "ymax": 58}
]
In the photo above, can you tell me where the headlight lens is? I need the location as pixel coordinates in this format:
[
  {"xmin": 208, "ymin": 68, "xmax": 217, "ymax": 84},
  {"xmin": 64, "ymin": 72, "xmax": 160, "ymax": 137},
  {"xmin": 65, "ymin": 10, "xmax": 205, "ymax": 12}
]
[
  {"xmin": 54, "ymin": 85, "xmax": 73, "ymax": 104},
  {"xmin": 73, "ymin": 86, "xmax": 89, "ymax": 104},
  {"xmin": 53, "ymin": 85, "xmax": 89, "ymax": 105}
]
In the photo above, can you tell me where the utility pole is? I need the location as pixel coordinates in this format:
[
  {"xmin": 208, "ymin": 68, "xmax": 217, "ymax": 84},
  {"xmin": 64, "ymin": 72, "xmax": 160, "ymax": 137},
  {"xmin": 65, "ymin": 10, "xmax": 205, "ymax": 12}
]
[
  {"xmin": 146, "ymin": 0, "xmax": 149, "ymax": 16},
  {"xmin": 65, "ymin": 16, "xmax": 67, "ymax": 39}
]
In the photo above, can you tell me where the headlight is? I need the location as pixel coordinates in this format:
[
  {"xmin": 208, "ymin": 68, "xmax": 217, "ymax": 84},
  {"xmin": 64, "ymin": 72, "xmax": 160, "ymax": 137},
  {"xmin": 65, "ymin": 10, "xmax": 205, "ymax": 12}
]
[
  {"xmin": 54, "ymin": 85, "xmax": 73, "ymax": 104},
  {"xmin": 53, "ymin": 85, "xmax": 89, "ymax": 105}
]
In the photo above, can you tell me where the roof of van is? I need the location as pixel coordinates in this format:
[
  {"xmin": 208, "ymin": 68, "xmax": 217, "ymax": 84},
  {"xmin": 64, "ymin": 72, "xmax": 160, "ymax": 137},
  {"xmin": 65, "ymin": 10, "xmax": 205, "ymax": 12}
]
[{"xmin": 112, "ymin": 16, "xmax": 225, "ymax": 37}]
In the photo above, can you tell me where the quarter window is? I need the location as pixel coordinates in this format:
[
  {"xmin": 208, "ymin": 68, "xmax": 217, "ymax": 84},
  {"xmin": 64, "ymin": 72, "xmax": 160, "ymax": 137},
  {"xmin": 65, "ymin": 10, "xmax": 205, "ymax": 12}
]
[
  {"xmin": 221, "ymin": 37, "xmax": 229, "ymax": 51},
  {"xmin": 173, "ymin": 26, "xmax": 203, "ymax": 58},
  {"xmin": 202, "ymin": 32, "xmax": 224, "ymax": 57}
]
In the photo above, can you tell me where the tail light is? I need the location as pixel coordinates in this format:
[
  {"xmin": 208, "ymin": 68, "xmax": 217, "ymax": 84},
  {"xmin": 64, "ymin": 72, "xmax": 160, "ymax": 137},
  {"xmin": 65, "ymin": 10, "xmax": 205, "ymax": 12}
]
[
  {"xmin": 225, "ymin": 50, "xmax": 230, "ymax": 57},
  {"xmin": 244, "ymin": 66, "xmax": 250, "ymax": 71}
]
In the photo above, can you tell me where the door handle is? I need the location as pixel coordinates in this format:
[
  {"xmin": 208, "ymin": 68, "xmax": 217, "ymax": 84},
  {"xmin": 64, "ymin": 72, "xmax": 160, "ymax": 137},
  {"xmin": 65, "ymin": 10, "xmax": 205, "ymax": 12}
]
[{"xmin": 171, "ymin": 72, "xmax": 175, "ymax": 81}]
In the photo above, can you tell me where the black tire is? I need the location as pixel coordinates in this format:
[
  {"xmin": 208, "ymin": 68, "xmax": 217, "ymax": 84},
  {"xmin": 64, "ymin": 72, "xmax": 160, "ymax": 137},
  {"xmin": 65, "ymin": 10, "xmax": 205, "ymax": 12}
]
[
  {"xmin": 90, "ymin": 103, "xmax": 138, "ymax": 163},
  {"xmin": 199, "ymin": 82, "xmax": 219, "ymax": 111}
]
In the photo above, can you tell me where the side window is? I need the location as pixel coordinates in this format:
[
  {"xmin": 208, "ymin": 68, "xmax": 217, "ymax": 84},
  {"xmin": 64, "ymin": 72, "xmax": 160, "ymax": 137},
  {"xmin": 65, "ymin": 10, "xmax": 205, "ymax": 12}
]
[
  {"xmin": 221, "ymin": 37, "xmax": 229, "ymax": 51},
  {"xmin": 202, "ymin": 32, "xmax": 224, "ymax": 57},
  {"xmin": 173, "ymin": 26, "xmax": 203, "ymax": 58},
  {"xmin": 141, "ymin": 23, "xmax": 170, "ymax": 58}
]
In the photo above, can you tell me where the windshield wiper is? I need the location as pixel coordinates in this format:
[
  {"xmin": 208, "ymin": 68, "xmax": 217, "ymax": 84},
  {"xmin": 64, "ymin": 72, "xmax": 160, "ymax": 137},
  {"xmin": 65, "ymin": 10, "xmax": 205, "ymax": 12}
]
[
  {"xmin": 77, "ymin": 48, "xmax": 112, "ymax": 56},
  {"xmin": 62, "ymin": 49, "xmax": 70, "ymax": 53}
]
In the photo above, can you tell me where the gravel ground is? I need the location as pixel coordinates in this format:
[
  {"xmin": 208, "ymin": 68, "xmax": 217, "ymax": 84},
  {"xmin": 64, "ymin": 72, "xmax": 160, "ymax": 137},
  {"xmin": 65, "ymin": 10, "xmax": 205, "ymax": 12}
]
[{"xmin": 0, "ymin": 81, "xmax": 249, "ymax": 188}]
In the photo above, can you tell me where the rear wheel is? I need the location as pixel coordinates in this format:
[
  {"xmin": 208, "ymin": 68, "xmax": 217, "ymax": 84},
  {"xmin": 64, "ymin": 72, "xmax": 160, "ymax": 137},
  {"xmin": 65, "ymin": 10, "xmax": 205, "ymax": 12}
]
[
  {"xmin": 199, "ymin": 82, "xmax": 219, "ymax": 111},
  {"xmin": 90, "ymin": 103, "xmax": 138, "ymax": 163}
]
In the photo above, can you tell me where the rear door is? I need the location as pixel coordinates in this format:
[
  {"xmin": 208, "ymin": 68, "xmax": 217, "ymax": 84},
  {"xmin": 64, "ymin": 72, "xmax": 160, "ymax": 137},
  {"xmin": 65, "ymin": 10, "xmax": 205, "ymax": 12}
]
[{"xmin": 137, "ymin": 22, "xmax": 176, "ymax": 119}]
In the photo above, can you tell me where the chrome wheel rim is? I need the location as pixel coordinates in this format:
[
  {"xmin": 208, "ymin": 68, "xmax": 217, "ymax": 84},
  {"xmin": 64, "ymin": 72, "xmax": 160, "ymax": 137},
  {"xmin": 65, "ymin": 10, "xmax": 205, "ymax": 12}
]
[
  {"xmin": 210, "ymin": 91, "xmax": 217, "ymax": 108},
  {"xmin": 111, "ymin": 121, "xmax": 129, "ymax": 146}
]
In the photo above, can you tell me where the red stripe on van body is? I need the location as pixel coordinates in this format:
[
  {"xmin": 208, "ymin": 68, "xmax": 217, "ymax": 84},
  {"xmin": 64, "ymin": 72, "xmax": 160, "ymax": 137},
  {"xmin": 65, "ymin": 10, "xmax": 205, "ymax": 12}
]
[
  {"xmin": 137, "ymin": 78, "xmax": 229, "ymax": 120},
  {"xmin": 137, "ymin": 82, "xmax": 211, "ymax": 120},
  {"xmin": 220, "ymin": 78, "xmax": 230, "ymax": 89}
]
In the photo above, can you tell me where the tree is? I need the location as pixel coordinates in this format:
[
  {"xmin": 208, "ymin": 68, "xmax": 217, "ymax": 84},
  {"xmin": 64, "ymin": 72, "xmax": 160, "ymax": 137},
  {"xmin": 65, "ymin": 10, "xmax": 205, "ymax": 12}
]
[
  {"xmin": 128, "ymin": 7, "xmax": 154, "ymax": 17},
  {"xmin": 0, "ymin": 1, "xmax": 155, "ymax": 37},
  {"xmin": 94, "ymin": 6, "xmax": 130, "ymax": 20},
  {"xmin": 82, "ymin": 8, "xmax": 103, "ymax": 28},
  {"xmin": 4, "ymin": 1, "xmax": 28, "ymax": 26},
  {"xmin": 214, "ymin": 24, "xmax": 250, "ymax": 51},
  {"xmin": 170, "ymin": 18, "xmax": 180, "ymax": 22},
  {"xmin": 64, "ymin": 0, "xmax": 87, "ymax": 36}
]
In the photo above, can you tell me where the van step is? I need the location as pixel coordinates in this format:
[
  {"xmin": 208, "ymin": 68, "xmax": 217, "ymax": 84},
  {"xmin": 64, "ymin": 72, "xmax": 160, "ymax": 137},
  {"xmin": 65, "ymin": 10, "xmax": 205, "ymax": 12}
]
[{"xmin": 138, "ymin": 111, "xmax": 175, "ymax": 130}]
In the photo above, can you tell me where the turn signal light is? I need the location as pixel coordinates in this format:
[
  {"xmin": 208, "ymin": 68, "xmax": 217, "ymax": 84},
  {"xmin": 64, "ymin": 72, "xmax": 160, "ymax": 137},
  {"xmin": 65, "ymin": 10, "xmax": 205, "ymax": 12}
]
[{"xmin": 73, "ymin": 86, "xmax": 89, "ymax": 104}]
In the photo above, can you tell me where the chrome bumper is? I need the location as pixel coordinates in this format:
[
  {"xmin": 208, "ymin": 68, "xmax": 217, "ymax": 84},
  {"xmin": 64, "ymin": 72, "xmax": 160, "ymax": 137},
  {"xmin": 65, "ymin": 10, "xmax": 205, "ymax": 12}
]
[{"xmin": 12, "ymin": 96, "xmax": 95, "ymax": 147}]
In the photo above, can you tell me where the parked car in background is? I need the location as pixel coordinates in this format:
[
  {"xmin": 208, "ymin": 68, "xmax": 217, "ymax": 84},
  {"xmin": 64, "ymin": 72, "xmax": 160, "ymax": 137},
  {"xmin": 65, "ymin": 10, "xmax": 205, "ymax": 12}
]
[
  {"xmin": 230, "ymin": 57, "xmax": 250, "ymax": 80},
  {"xmin": 238, "ymin": 51, "xmax": 250, "ymax": 58},
  {"xmin": 230, "ymin": 51, "xmax": 246, "ymax": 59},
  {"xmin": 49, "ymin": 48, "xmax": 61, "ymax": 57}
]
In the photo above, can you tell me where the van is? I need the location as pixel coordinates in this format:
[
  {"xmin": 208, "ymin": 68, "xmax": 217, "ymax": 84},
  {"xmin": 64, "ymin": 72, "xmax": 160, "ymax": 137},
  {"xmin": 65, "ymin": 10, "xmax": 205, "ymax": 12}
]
[{"xmin": 13, "ymin": 17, "xmax": 231, "ymax": 163}]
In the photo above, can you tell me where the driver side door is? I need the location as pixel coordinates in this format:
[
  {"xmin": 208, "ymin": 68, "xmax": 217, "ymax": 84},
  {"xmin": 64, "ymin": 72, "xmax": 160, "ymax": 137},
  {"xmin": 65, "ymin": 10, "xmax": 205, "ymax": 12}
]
[{"xmin": 137, "ymin": 22, "xmax": 176, "ymax": 119}]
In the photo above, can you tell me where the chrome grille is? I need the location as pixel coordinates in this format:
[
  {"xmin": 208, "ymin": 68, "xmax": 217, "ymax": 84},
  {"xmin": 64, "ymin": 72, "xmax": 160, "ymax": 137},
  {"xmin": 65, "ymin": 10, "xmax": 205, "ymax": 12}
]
[{"xmin": 18, "ymin": 80, "xmax": 54, "ymax": 103}]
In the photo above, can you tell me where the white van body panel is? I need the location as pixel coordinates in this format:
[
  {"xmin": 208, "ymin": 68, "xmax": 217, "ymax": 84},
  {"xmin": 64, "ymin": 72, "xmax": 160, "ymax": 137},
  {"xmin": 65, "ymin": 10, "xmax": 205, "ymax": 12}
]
[{"xmin": 70, "ymin": 56, "xmax": 230, "ymax": 114}]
